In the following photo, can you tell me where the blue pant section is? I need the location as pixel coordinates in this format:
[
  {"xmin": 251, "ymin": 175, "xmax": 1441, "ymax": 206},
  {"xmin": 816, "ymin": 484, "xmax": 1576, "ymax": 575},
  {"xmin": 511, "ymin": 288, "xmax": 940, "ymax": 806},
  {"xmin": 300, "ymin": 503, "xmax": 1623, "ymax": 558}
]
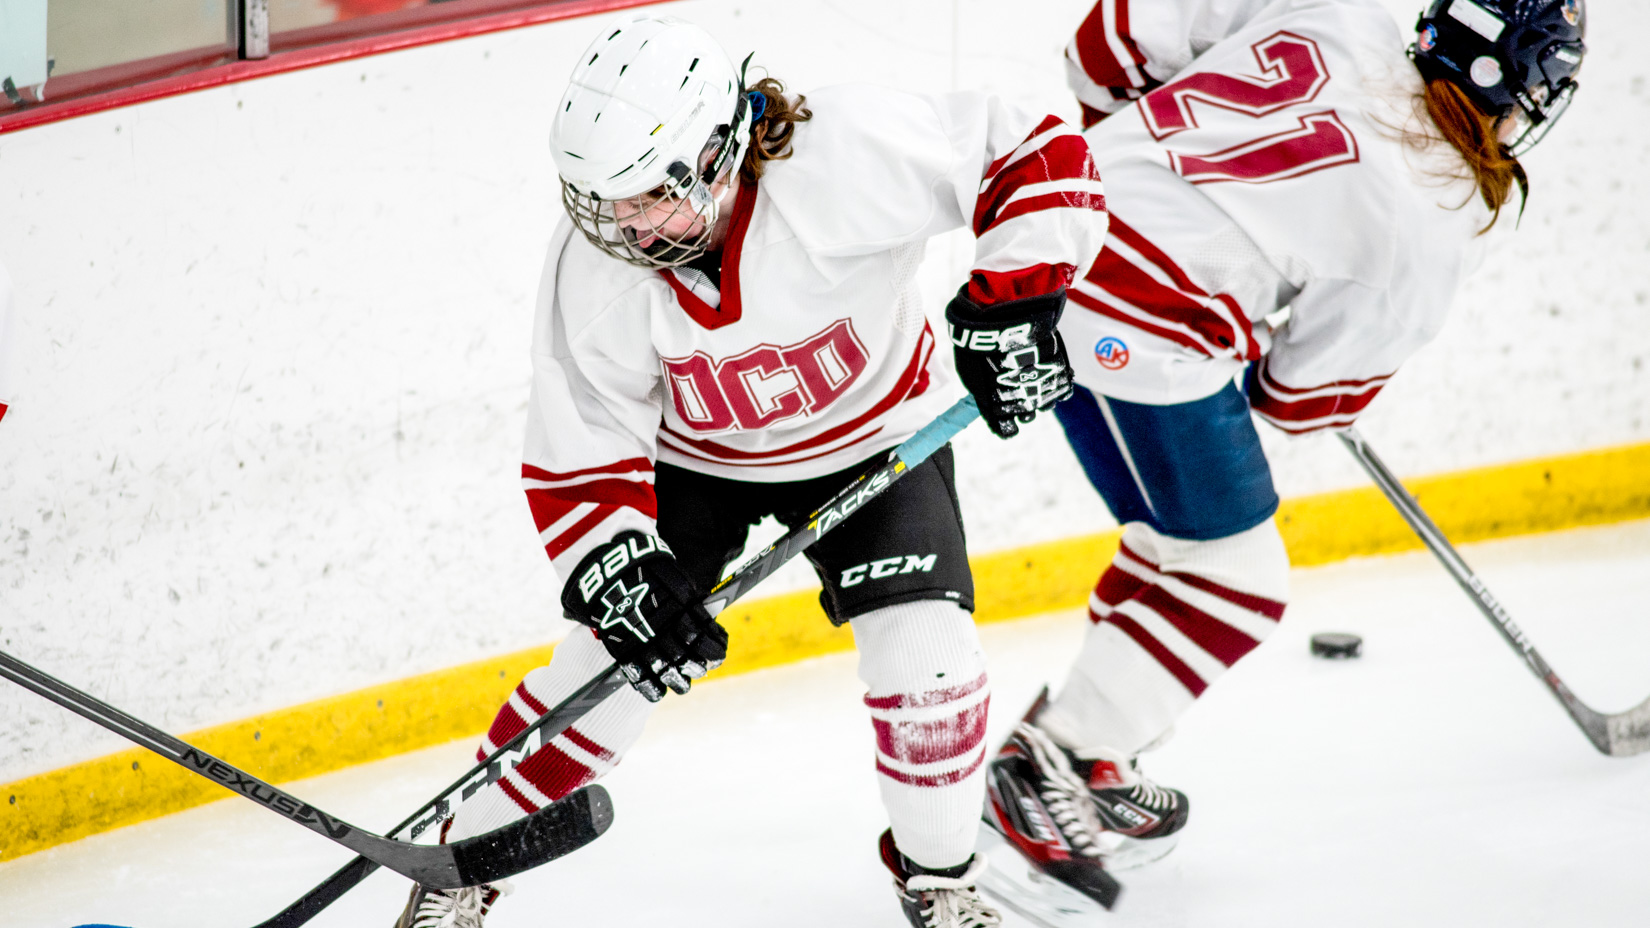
[{"xmin": 1053, "ymin": 382, "xmax": 1278, "ymax": 542}]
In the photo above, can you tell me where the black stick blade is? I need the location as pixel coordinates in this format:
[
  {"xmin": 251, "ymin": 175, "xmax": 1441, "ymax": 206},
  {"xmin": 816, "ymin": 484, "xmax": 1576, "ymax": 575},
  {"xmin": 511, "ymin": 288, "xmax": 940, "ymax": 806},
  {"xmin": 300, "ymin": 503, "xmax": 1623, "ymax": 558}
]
[{"xmin": 448, "ymin": 784, "xmax": 614, "ymax": 887}]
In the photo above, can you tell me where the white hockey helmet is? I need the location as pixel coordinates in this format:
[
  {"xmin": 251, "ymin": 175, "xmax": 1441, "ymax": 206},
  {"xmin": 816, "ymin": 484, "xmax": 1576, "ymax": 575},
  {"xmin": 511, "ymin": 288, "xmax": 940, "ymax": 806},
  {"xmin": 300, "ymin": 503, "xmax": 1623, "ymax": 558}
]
[{"xmin": 552, "ymin": 17, "xmax": 756, "ymax": 268}]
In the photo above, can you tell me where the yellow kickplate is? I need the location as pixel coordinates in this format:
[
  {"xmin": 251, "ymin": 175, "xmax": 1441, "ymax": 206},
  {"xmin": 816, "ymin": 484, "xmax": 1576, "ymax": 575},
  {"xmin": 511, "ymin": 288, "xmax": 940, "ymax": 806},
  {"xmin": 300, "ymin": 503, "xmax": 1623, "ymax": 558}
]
[{"xmin": 5, "ymin": 439, "xmax": 1648, "ymax": 861}]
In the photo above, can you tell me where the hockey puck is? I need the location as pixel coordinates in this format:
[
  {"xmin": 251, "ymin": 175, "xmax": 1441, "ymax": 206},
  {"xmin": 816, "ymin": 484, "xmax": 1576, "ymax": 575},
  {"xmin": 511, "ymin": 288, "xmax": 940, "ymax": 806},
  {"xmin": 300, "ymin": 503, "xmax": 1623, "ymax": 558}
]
[{"xmin": 1309, "ymin": 632, "xmax": 1362, "ymax": 659}]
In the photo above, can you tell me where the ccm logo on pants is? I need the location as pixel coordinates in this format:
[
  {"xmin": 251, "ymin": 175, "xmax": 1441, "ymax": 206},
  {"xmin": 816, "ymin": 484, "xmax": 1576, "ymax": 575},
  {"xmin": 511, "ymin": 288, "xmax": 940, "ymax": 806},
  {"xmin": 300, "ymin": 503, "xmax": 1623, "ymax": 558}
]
[{"xmin": 841, "ymin": 554, "xmax": 937, "ymax": 588}]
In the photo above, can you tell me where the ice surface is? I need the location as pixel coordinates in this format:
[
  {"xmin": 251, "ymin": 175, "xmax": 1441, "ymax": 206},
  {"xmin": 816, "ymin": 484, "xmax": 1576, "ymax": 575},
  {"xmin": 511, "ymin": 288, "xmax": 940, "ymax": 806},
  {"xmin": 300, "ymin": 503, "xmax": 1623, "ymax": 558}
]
[{"xmin": 5, "ymin": 519, "xmax": 1650, "ymax": 927}]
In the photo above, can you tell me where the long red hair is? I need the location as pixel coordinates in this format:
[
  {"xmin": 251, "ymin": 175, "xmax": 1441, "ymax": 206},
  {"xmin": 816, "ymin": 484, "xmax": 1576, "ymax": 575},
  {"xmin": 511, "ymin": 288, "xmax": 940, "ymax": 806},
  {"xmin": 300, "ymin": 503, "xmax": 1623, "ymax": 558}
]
[{"xmin": 1413, "ymin": 78, "xmax": 1529, "ymax": 233}]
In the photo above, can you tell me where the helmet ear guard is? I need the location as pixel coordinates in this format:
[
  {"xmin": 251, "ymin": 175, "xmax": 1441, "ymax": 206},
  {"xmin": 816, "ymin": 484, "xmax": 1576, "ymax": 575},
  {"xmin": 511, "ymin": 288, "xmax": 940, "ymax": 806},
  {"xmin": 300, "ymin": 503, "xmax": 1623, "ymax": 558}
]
[{"xmin": 1410, "ymin": 0, "xmax": 1586, "ymax": 155}]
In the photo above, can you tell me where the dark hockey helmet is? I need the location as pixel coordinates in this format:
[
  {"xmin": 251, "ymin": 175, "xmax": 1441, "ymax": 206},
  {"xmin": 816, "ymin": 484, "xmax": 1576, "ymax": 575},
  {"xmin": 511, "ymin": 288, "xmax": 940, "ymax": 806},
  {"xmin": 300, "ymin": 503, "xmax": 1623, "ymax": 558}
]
[{"xmin": 1410, "ymin": 0, "xmax": 1586, "ymax": 155}]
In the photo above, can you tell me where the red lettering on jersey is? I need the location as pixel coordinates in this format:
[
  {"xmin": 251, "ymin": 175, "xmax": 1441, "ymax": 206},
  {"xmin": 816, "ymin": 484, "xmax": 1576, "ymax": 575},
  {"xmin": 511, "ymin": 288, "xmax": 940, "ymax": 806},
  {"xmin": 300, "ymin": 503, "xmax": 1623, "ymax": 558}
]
[
  {"xmin": 1139, "ymin": 32, "xmax": 1358, "ymax": 185},
  {"xmin": 662, "ymin": 320, "xmax": 870, "ymax": 434},
  {"xmin": 662, "ymin": 354, "xmax": 736, "ymax": 432},
  {"xmin": 779, "ymin": 319, "xmax": 870, "ymax": 413},
  {"xmin": 718, "ymin": 346, "xmax": 808, "ymax": 430},
  {"xmin": 1172, "ymin": 112, "xmax": 1360, "ymax": 185},
  {"xmin": 1142, "ymin": 32, "xmax": 1330, "ymax": 140}
]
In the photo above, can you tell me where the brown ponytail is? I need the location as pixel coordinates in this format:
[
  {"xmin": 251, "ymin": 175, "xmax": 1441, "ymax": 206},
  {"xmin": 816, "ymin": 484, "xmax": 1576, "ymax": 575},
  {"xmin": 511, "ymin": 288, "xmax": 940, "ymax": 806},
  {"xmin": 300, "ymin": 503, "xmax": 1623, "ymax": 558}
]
[
  {"xmin": 1413, "ymin": 78, "xmax": 1529, "ymax": 233},
  {"xmin": 739, "ymin": 77, "xmax": 812, "ymax": 183}
]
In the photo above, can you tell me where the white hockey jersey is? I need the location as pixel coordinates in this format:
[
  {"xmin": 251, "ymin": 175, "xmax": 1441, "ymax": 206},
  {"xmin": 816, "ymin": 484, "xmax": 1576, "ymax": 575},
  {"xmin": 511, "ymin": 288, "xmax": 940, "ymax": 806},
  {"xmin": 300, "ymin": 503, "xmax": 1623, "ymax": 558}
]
[
  {"xmin": 523, "ymin": 84, "xmax": 1107, "ymax": 578},
  {"xmin": 1061, "ymin": 0, "xmax": 1493, "ymax": 431}
]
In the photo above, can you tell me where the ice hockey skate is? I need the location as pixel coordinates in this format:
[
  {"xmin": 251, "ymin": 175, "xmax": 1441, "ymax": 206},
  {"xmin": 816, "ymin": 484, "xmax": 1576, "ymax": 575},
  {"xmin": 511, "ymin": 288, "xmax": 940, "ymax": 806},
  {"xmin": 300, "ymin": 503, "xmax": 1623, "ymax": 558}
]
[
  {"xmin": 977, "ymin": 716, "xmax": 1123, "ymax": 927},
  {"xmin": 879, "ymin": 829, "xmax": 1003, "ymax": 928},
  {"xmin": 392, "ymin": 879, "xmax": 512, "ymax": 928},
  {"xmin": 1075, "ymin": 742, "xmax": 1189, "ymax": 870}
]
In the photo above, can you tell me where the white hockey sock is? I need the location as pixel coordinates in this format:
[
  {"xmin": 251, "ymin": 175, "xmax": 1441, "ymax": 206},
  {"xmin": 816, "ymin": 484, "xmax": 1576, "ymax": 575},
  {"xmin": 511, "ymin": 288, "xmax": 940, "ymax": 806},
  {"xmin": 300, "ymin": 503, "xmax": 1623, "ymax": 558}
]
[
  {"xmin": 447, "ymin": 629, "xmax": 655, "ymax": 841},
  {"xmin": 852, "ymin": 599, "xmax": 991, "ymax": 871},
  {"xmin": 1039, "ymin": 520, "xmax": 1289, "ymax": 758}
]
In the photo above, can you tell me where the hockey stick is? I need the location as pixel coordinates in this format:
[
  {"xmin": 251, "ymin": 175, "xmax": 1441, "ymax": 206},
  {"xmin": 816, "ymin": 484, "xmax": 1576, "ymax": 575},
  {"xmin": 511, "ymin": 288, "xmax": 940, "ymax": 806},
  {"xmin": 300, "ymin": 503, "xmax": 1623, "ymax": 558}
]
[
  {"xmin": 250, "ymin": 394, "xmax": 984, "ymax": 928},
  {"xmin": 1338, "ymin": 428, "xmax": 1650, "ymax": 757},
  {"xmin": 0, "ymin": 649, "xmax": 614, "ymax": 889}
]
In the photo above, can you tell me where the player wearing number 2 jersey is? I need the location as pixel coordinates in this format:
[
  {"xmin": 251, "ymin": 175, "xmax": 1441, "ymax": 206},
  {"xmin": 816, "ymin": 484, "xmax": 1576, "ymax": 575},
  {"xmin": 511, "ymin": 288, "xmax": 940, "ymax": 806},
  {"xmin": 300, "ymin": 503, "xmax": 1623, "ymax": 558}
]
[{"xmin": 979, "ymin": 0, "xmax": 1586, "ymax": 915}]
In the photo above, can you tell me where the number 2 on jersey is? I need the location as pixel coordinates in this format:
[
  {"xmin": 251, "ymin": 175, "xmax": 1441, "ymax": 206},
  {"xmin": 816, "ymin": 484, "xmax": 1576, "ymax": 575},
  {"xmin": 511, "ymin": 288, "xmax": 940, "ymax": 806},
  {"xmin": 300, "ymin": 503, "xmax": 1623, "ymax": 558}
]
[{"xmin": 1141, "ymin": 32, "xmax": 1359, "ymax": 185}]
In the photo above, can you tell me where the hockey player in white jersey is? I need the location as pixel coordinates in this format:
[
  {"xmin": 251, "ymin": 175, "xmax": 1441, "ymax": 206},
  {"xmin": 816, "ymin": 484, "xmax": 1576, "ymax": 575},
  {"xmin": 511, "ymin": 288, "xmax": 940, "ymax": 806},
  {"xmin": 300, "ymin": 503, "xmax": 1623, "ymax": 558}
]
[
  {"xmin": 390, "ymin": 16, "xmax": 1108, "ymax": 928},
  {"xmin": 979, "ymin": 0, "xmax": 1586, "ymax": 919}
]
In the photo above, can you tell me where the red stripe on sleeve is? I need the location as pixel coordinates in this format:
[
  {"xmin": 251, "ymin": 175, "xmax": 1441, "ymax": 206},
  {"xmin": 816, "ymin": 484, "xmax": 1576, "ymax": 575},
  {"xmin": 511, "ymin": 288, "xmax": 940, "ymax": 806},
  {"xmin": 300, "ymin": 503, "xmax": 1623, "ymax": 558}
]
[
  {"xmin": 985, "ymin": 190, "xmax": 1110, "ymax": 234},
  {"xmin": 522, "ymin": 458, "xmax": 653, "ymax": 483},
  {"xmin": 967, "ymin": 263, "xmax": 1079, "ymax": 306},
  {"xmin": 1248, "ymin": 364, "xmax": 1388, "ymax": 428},
  {"xmin": 975, "ymin": 134, "xmax": 1100, "ymax": 235},
  {"xmin": 545, "ymin": 503, "xmax": 620, "ymax": 559},
  {"xmin": 984, "ymin": 115, "xmax": 1067, "ymax": 179},
  {"xmin": 1072, "ymin": 0, "xmax": 1148, "ymax": 91}
]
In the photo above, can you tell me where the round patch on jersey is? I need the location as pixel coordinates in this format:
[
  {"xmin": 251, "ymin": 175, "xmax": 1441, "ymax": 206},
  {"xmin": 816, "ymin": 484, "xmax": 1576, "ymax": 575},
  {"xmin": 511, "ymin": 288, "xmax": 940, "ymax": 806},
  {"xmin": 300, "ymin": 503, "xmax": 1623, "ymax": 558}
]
[
  {"xmin": 1417, "ymin": 23, "xmax": 1438, "ymax": 53},
  {"xmin": 1562, "ymin": 0, "xmax": 1581, "ymax": 26},
  {"xmin": 1470, "ymin": 55, "xmax": 1503, "ymax": 88},
  {"xmin": 1094, "ymin": 336, "xmax": 1130, "ymax": 371}
]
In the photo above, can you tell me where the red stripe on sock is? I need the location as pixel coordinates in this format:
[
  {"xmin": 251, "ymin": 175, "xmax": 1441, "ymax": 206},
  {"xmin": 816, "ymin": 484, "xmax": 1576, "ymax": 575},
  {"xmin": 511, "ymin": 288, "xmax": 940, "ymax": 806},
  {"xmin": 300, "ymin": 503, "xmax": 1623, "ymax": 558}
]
[
  {"xmin": 497, "ymin": 775, "xmax": 542, "ymax": 815},
  {"xmin": 1167, "ymin": 571, "xmax": 1287, "ymax": 621},
  {"xmin": 515, "ymin": 743, "xmax": 595, "ymax": 805},
  {"xmin": 515, "ymin": 681, "xmax": 550, "ymax": 717},
  {"xmin": 1102, "ymin": 612, "xmax": 1208, "ymax": 697},
  {"xmin": 562, "ymin": 726, "xmax": 617, "ymax": 764},
  {"xmin": 872, "ymin": 698, "xmax": 989, "ymax": 765},
  {"xmin": 875, "ymin": 746, "xmax": 987, "ymax": 787},
  {"xmin": 1094, "ymin": 562, "xmax": 1150, "ymax": 611},
  {"xmin": 864, "ymin": 673, "xmax": 988, "ymax": 711},
  {"xmin": 1135, "ymin": 585, "xmax": 1262, "ymax": 667}
]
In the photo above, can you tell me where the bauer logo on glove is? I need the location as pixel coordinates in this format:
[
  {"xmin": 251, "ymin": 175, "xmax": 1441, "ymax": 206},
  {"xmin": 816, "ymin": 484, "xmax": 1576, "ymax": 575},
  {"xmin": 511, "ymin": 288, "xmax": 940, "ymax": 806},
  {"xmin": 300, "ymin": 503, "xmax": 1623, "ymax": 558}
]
[
  {"xmin": 946, "ymin": 287, "xmax": 1076, "ymax": 439},
  {"xmin": 562, "ymin": 530, "xmax": 729, "ymax": 702}
]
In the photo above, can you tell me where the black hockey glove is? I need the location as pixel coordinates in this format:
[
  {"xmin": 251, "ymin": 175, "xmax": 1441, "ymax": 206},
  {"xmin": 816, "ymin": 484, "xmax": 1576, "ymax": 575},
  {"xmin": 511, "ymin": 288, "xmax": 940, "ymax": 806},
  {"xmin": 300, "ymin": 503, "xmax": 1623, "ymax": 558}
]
[
  {"xmin": 561, "ymin": 531, "xmax": 729, "ymax": 703},
  {"xmin": 946, "ymin": 288, "xmax": 1075, "ymax": 439}
]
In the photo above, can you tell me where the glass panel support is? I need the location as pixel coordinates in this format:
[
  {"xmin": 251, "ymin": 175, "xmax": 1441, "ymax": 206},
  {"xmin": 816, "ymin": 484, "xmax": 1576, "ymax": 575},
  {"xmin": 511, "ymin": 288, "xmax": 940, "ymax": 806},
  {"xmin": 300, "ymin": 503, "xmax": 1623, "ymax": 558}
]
[{"xmin": 236, "ymin": 0, "xmax": 270, "ymax": 60}]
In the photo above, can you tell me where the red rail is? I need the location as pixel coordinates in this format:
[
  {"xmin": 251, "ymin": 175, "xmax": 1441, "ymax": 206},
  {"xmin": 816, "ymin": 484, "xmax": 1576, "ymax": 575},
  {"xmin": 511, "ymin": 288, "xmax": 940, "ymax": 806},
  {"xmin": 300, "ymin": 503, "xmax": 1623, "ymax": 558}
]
[{"xmin": 0, "ymin": 0, "xmax": 667, "ymax": 134}]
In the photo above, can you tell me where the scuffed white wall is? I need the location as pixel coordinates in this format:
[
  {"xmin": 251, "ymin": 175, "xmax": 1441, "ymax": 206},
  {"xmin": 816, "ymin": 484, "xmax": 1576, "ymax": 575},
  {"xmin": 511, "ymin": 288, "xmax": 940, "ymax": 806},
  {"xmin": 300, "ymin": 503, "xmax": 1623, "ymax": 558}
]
[{"xmin": 1, "ymin": 0, "xmax": 1645, "ymax": 782}]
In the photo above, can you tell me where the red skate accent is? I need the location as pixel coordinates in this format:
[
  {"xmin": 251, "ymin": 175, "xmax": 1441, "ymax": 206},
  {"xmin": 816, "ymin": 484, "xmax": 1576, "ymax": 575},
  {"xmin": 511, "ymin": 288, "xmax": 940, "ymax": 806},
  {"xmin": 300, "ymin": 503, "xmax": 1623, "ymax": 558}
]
[{"xmin": 1088, "ymin": 760, "xmax": 1128, "ymax": 790}]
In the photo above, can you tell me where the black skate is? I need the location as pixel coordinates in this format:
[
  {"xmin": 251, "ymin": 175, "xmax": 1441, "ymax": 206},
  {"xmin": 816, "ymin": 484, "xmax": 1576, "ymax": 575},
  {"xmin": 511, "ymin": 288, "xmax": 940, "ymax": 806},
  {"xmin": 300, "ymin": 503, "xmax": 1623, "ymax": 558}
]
[
  {"xmin": 1073, "ymin": 744, "xmax": 1189, "ymax": 870},
  {"xmin": 879, "ymin": 829, "xmax": 1003, "ymax": 928},
  {"xmin": 978, "ymin": 718, "xmax": 1123, "ymax": 927}
]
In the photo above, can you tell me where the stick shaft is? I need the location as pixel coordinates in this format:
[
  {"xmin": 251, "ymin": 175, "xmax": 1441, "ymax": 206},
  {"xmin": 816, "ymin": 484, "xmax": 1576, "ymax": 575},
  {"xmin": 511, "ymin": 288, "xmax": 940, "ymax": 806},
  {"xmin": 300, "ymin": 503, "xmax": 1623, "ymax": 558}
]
[{"xmin": 1337, "ymin": 428, "xmax": 1613, "ymax": 752}]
